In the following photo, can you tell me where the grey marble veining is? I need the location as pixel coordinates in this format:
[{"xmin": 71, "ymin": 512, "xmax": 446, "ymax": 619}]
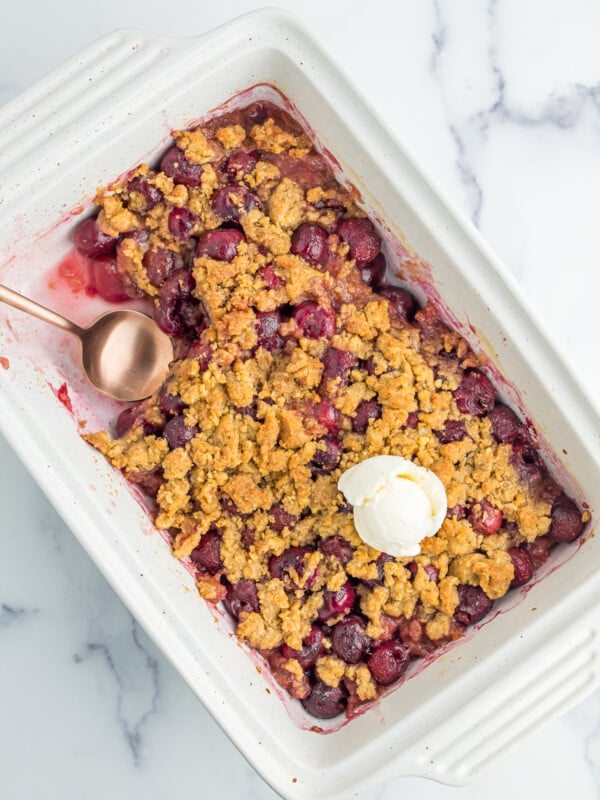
[{"xmin": 1, "ymin": 1, "xmax": 599, "ymax": 798}]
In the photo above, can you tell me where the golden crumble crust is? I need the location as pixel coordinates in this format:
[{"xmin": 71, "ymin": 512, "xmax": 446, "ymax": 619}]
[{"xmin": 83, "ymin": 98, "xmax": 588, "ymax": 719}]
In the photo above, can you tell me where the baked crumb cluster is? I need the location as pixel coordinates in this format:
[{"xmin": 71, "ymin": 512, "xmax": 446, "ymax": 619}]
[{"xmin": 78, "ymin": 100, "xmax": 589, "ymax": 720}]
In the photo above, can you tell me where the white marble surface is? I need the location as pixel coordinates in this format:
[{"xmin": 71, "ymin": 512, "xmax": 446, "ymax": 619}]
[{"xmin": 1, "ymin": 1, "xmax": 599, "ymax": 798}]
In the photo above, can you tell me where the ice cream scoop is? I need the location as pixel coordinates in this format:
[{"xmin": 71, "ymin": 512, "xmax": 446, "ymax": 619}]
[{"xmin": 338, "ymin": 455, "xmax": 447, "ymax": 557}]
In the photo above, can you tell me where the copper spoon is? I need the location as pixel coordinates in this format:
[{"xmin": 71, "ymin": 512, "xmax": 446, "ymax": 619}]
[{"xmin": 0, "ymin": 283, "xmax": 173, "ymax": 402}]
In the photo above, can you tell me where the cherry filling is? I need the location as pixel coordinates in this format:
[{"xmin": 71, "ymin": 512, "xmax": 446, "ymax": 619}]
[
  {"xmin": 377, "ymin": 286, "xmax": 417, "ymax": 321},
  {"xmin": 163, "ymin": 415, "xmax": 198, "ymax": 449},
  {"xmin": 255, "ymin": 310, "xmax": 283, "ymax": 352},
  {"xmin": 320, "ymin": 536, "xmax": 354, "ymax": 566},
  {"xmin": 359, "ymin": 253, "xmax": 386, "ymax": 287},
  {"xmin": 224, "ymin": 579, "xmax": 260, "ymax": 619},
  {"xmin": 143, "ymin": 248, "xmax": 184, "ymax": 288},
  {"xmin": 548, "ymin": 495, "xmax": 584, "ymax": 543},
  {"xmin": 468, "ymin": 500, "xmax": 503, "ymax": 535},
  {"xmin": 508, "ymin": 547, "xmax": 534, "ymax": 587},
  {"xmin": 321, "ymin": 347, "xmax": 357, "ymax": 384},
  {"xmin": 351, "ymin": 399, "xmax": 382, "ymax": 433},
  {"xmin": 318, "ymin": 582, "xmax": 356, "ymax": 621},
  {"xmin": 127, "ymin": 177, "xmax": 163, "ymax": 210}
]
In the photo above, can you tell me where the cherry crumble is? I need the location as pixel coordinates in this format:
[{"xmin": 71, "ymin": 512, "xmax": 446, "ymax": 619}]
[{"xmin": 80, "ymin": 99, "xmax": 590, "ymax": 720}]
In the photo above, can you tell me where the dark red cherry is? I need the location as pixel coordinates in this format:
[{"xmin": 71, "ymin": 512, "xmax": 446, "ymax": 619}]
[
  {"xmin": 368, "ymin": 641, "xmax": 410, "ymax": 685},
  {"xmin": 224, "ymin": 579, "xmax": 260, "ymax": 619},
  {"xmin": 468, "ymin": 500, "xmax": 503, "ymax": 535},
  {"xmin": 225, "ymin": 150, "xmax": 258, "ymax": 177},
  {"xmin": 331, "ymin": 615, "xmax": 371, "ymax": 664},
  {"xmin": 190, "ymin": 530, "xmax": 223, "ymax": 575},
  {"xmin": 318, "ymin": 582, "xmax": 355, "ymax": 621},
  {"xmin": 321, "ymin": 348, "xmax": 356, "ymax": 384},
  {"xmin": 454, "ymin": 584, "xmax": 493, "ymax": 625},
  {"xmin": 74, "ymin": 217, "xmax": 118, "ymax": 257},
  {"xmin": 196, "ymin": 228, "xmax": 245, "ymax": 262},
  {"xmin": 454, "ymin": 369, "xmax": 496, "ymax": 416},
  {"xmin": 337, "ymin": 217, "xmax": 381, "ymax": 266},
  {"xmin": 281, "ymin": 624, "xmax": 325, "ymax": 669},
  {"xmin": 436, "ymin": 419, "xmax": 466, "ymax": 444},
  {"xmin": 320, "ymin": 536, "xmax": 354, "ymax": 566},
  {"xmin": 127, "ymin": 177, "xmax": 163, "ymax": 210},
  {"xmin": 311, "ymin": 436, "xmax": 343, "ymax": 474},
  {"xmin": 508, "ymin": 546, "xmax": 534, "ymax": 587},
  {"xmin": 168, "ymin": 207, "xmax": 198, "ymax": 239},
  {"xmin": 548, "ymin": 495, "xmax": 584, "ymax": 543},
  {"xmin": 302, "ymin": 681, "xmax": 347, "ymax": 719},
  {"xmin": 211, "ymin": 184, "xmax": 261, "ymax": 222},
  {"xmin": 143, "ymin": 248, "xmax": 184, "ymax": 288},
  {"xmin": 163, "ymin": 415, "xmax": 198, "ymax": 449},
  {"xmin": 255, "ymin": 310, "xmax": 283, "ymax": 351},
  {"xmin": 360, "ymin": 253, "xmax": 386, "ymax": 287},
  {"xmin": 377, "ymin": 286, "xmax": 416, "ymax": 320},
  {"xmin": 292, "ymin": 301, "xmax": 336, "ymax": 339},
  {"xmin": 488, "ymin": 404, "xmax": 525, "ymax": 444},
  {"xmin": 291, "ymin": 223, "xmax": 329, "ymax": 267},
  {"xmin": 352, "ymin": 399, "xmax": 382, "ymax": 433},
  {"xmin": 160, "ymin": 146, "xmax": 203, "ymax": 187}
]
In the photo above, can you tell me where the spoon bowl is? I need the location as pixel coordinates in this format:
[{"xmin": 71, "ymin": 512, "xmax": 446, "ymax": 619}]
[{"xmin": 0, "ymin": 282, "xmax": 174, "ymax": 402}]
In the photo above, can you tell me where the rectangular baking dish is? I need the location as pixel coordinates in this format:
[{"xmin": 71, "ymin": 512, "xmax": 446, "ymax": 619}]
[{"xmin": 0, "ymin": 10, "xmax": 598, "ymax": 799}]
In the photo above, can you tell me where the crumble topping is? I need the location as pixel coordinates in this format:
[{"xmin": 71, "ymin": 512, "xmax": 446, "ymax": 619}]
[{"xmin": 79, "ymin": 99, "xmax": 589, "ymax": 720}]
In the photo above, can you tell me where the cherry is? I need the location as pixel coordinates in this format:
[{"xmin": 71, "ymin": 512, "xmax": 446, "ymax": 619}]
[
  {"xmin": 168, "ymin": 207, "xmax": 198, "ymax": 239},
  {"xmin": 258, "ymin": 265, "xmax": 285, "ymax": 290},
  {"xmin": 360, "ymin": 253, "xmax": 386, "ymax": 287},
  {"xmin": 446, "ymin": 505, "xmax": 467, "ymax": 520},
  {"xmin": 331, "ymin": 615, "xmax": 371, "ymax": 664},
  {"xmin": 454, "ymin": 584, "xmax": 493, "ymax": 625},
  {"xmin": 90, "ymin": 255, "xmax": 135, "ymax": 302},
  {"xmin": 468, "ymin": 500, "xmax": 503, "ymax": 535},
  {"xmin": 160, "ymin": 146, "xmax": 203, "ymax": 187},
  {"xmin": 548, "ymin": 495, "xmax": 584, "ymax": 543},
  {"xmin": 190, "ymin": 530, "xmax": 223, "ymax": 574},
  {"xmin": 454, "ymin": 369, "xmax": 496, "ymax": 416},
  {"xmin": 436, "ymin": 419, "xmax": 466, "ymax": 444},
  {"xmin": 312, "ymin": 400, "xmax": 340, "ymax": 434},
  {"xmin": 508, "ymin": 546, "xmax": 534, "ymax": 587},
  {"xmin": 407, "ymin": 562, "xmax": 439, "ymax": 582},
  {"xmin": 368, "ymin": 641, "xmax": 410, "ymax": 686},
  {"xmin": 320, "ymin": 536, "xmax": 354, "ymax": 566},
  {"xmin": 310, "ymin": 436, "xmax": 343, "ymax": 474},
  {"xmin": 158, "ymin": 382, "xmax": 186, "ymax": 416},
  {"xmin": 223, "ymin": 579, "xmax": 259, "ymax": 619},
  {"xmin": 318, "ymin": 582, "xmax": 356, "ymax": 622},
  {"xmin": 525, "ymin": 536, "xmax": 553, "ymax": 570},
  {"xmin": 488, "ymin": 404, "xmax": 525, "ymax": 444},
  {"xmin": 127, "ymin": 177, "xmax": 163, "ymax": 210},
  {"xmin": 244, "ymin": 102, "xmax": 269, "ymax": 126},
  {"xmin": 352, "ymin": 399, "xmax": 382, "ymax": 434},
  {"xmin": 143, "ymin": 248, "xmax": 184, "ymax": 288},
  {"xmin": 255, "ymin": 310, "xmax": 283, "ymax": 351},
  {"xmin": 225, "ymin": 150, "xmax": 258, "ymax": 177},
  {"xmin": 291, "ymin": 223, "xmax": 329, "ymax": 267},
  {"xmin": 337, "ymin": 217, "xmax": 381, "ymax": 266},
  {"xmin": 269, "ymin": 546, "xmax": 316, "ymax": 590},
  {"xmin": 302, "ymin": 681, "xmax": 347, "ymax": 719},
  {"xmin": 292, "ymin": 301, "xmax": 336, "ymax": 339},
  {"xmin": 377, "ymin": 286, "xmax": 416, "ymax": 320},
  {"xmin": 361, "ymin": 553, "xmax": 394, "ymax": 588},
  {"xmin": 163, "ymin": 415, "xmax": 198, "ymax": 449},
  {"xmin": 211, "ymin": 184, "xmax": 261, "ymax": 222},
  {"xmin": 269, "ymin": 503, "xmax": 297, "ymax": 532},
  {"xmin": 154, "ymin": 268, "xmax": 203, "ymax": 339},
  {"xmin": 281, "ymin": 624, "xmax": 325, "ymax": 669},
  {"xmin": 74, "ymin": 217, "xmax": 118, "ymax": 257},
  {"xmin": 196, "ymin": 228, "xmax": 245, "ymax": 262},
  {"xmin": 321, "ymin": 347, "xmax": 356, "ymax": 383}
]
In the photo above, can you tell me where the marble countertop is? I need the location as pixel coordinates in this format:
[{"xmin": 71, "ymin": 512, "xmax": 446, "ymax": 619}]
[{"xmin": 1, "ymin": 1, "xmax": 599, "ymax": 798}]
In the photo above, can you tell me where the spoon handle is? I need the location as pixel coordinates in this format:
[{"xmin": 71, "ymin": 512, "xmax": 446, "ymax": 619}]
[{"xmin": 0, "ymin": 283, "xmax": 84, "ymax": 337}]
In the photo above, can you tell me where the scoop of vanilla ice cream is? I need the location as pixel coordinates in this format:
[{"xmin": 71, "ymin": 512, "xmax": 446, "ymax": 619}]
[{"xmin": 337, "ymin": 455, "xmax": 447, "ymax": 557}]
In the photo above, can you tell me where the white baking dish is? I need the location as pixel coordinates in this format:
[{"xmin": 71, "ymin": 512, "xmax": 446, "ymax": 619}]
[{"xmin": 0, "ymin": 10, "xmax": 598, "ymax": 799}]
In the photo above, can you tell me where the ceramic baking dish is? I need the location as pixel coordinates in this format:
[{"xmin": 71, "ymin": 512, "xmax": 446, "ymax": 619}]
[{"xmin": 0, "ymin": 10, "xmax": 598, "ymax": 799}]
